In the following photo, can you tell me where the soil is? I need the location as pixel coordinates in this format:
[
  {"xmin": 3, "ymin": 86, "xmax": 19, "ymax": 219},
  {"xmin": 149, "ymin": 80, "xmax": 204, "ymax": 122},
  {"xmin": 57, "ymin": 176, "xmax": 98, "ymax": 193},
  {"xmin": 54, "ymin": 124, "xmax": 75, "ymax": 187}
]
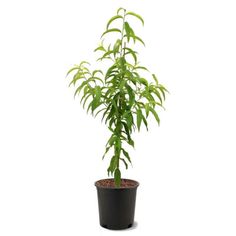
[{"xmin": 95, "ymin": 178, "xmax": 139, "ymax": 188}]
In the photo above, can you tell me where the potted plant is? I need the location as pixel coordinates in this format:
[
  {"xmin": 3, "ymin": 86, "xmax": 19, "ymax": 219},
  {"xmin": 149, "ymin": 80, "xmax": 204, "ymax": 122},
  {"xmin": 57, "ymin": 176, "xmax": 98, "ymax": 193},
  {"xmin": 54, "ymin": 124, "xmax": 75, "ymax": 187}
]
[{"xmin": 66, "ymin": 7, "xmax": 168, "ymax": 230}]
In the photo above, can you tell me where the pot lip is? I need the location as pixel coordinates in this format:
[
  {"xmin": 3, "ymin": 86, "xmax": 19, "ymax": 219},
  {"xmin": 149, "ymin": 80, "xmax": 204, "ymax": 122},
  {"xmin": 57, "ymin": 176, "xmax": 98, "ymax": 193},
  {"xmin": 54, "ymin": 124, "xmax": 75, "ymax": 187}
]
[{"xmin": 95, "ymin": 178, "xmax": 139, "ymax": 189}]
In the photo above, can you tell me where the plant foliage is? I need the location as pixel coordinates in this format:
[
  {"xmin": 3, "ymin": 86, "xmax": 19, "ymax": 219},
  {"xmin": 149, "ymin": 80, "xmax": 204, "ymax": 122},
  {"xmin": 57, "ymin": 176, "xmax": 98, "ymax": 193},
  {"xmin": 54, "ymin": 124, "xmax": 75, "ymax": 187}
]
[{"xmin": 67, "ymin": 8, "xmax": 168, "ymax": 187}]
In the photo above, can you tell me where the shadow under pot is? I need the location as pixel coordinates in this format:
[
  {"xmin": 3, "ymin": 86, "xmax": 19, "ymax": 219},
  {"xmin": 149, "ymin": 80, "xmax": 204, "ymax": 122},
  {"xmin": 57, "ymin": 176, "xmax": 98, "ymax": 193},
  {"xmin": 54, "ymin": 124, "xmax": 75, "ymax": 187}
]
[{"xmin": 95, "ymin": 178, "xmax": 139, "ymax": 230}]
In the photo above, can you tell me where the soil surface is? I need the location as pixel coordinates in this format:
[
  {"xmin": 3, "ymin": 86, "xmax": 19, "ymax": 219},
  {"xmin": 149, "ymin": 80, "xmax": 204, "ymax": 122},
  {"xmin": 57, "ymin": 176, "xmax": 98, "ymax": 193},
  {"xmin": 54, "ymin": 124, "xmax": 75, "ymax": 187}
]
[{"xmin": 95, "ymin": 179, "xmax": 139, "ymax": 188}]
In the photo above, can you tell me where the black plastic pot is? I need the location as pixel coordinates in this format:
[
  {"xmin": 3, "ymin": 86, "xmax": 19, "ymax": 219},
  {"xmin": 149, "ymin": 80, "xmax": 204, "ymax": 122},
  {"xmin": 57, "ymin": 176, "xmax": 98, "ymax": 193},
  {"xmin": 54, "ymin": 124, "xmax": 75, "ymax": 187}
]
[{"xmin": 95, "ymin": 178, "xmax": 139, "ymax": 230}]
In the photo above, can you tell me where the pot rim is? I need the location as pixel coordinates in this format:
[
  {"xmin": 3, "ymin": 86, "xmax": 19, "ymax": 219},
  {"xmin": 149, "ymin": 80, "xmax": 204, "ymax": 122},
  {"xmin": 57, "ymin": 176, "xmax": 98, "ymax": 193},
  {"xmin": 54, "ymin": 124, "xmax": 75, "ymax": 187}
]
[{"xmin": 95, "ymin": 178, "xmax": 139, "ymax": 189}]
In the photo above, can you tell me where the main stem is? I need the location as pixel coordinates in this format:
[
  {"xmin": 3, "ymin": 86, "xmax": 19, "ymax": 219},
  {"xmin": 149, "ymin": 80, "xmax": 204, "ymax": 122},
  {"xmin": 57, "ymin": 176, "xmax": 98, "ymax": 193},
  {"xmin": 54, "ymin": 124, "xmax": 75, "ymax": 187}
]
[{"xmin": 115, "ymin": 10, "xmax": 126, "ymax": 170}]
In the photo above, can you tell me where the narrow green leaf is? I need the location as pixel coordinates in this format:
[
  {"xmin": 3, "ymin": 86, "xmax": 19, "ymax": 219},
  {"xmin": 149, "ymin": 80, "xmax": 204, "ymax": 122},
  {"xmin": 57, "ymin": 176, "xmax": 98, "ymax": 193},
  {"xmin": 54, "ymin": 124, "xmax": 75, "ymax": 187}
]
[
  {"xmin": 125, "ymin": 84, "xmax": 135, "ymax": 107},
  {"xmin": 108, "ymin": 156, "xmax": 117, "ymax": 175},
  {"xmin": 123, "ymin": 111, "xmax": 134, "ymax": 131},
  {"xmin": 100, "ymin": 50, "xmax": 115, "ymax": 59},
  {"xmin": 94, "ymin": 46, "xmax": 106, "ymax": 52},
  {"xmin": 68, "ymin": 73, "xmax": 85, "ymax": 87},
  {"xmin": 80, "ymin": 86, "xmax": 90, "ymax": 103},
  {"xmin": 82, "ymin": 93, "xmax": 92, "ymax": 109},
  {"xmin": 150, "ymin": 86, "xmax": 163, "ymax": 104},
  {"xmin": 121, "ymin": 121, "xmax": 131, "ymax": 140},
  {"xmin": 120, "ymin": 158, "xmax": 128, "ymax": 169},
  {"xmin": 74, "ymin": 80, "xmax": 88, "ymax": 97},
  {"xmin": 93, "ymin": 76, "xmax": 104, "ymax": 84},
  {"xmin": 152, "ymin": 74, "xmax": 158, "ymax": 85},
  {"xmin": 128, "ymin": 139, "xmax": 135, "ymax": 148},
  {"xmin": 134, "ymin": 66, "xmax": 149, "ymax": 71},
  {"xmin": 136, "ymin": 109, "xmax": 142, "ymax": 131},
  {"xmin": 142, "ymin": 115, "xmax": 148, "ymax": 131},
  {"xmin": 138, "ymin": 77, "xmax": 148, "ymax": 86},
  {"xmin": 113, "ymin": 39, "xmax": 121, "ymax": 56},
  {"xmin": 86, "ymin": 100, "xmax": 93, "ymax": 113},
  {"xmin": 66, "ymin": 67, "xmax": 80, "ymax": 77},
  {"xmin": 117, "ymin": 7, "xmax": 126, "ymax": 15},
  {"xmin": 95, "ymin": 107, "xmax": 106, "ymax": 118},
  {"xmin": 149, "ymin": 107, "xmax": 160, "ymax": 125},
  {"xmin": 108, "ymin": 135, "xmax": 117, "ymax": 147},
  {"xmin": 158, "ymin": 84, "xmax": 169, "ymax": 100},
  {"xmin": 126, "ymin": 12, "xmax": 144, "ymax": 26},
  {"xmin": 124, "ymin": 22, "xmax": 131, "ymax": 42},
  {"xmin": 79, "ymin": 61, "xmax": 91, "ymax": 67},
  {"xmin": 124, "ymin": 47, "xmax": 137, "ymax": 64},
  {"xmin": 106, "ymin": 15, "xmax": 123, "ymax": 29},
  {"xmin": 122, "ymin": 149, "xmax": 132, "ymax": 163},
  {"xmin": 145, "ymin": 103, "xmax": 150, "ymax": 117},
  {"xmin": 101, "ymin": 28, "xmax": 121, "ymax": 38},
  {"xmin": 92, "ymin": 70, "xmax": 103, "ymax": 77},
  {"xmin": 102, "ymin": 146, "xmax": 110, "ymax": 159},
  {"xmin": 114, "ymin": 168, "xmax": 121, "ymax": 187},
  {"xmin": 135, "ymin": 36, "xmax": 145, "ymax": 46}
]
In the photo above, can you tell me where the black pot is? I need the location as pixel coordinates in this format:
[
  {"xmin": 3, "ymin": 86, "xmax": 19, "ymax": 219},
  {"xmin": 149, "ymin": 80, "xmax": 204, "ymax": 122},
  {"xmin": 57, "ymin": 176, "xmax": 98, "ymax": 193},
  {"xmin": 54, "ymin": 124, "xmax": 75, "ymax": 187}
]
[{"xmin": 95, "ymin": 178, "xmax": 139, "ymax": 230}]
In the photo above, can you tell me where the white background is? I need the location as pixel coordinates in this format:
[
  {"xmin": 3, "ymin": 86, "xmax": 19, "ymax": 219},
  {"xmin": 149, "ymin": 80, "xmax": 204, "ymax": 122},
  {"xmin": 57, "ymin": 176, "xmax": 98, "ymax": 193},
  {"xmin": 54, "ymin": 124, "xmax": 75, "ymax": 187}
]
[{"xmin": 0, "ymin": 0, "xmax": 236, "ymax": 235}]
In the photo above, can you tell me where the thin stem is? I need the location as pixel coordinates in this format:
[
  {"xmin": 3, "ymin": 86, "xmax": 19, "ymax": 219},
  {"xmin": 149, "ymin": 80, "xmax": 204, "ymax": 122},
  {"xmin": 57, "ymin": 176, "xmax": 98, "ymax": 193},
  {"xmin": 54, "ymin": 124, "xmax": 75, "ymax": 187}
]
[
  {"xmin": 113, "ymin": 10, "xmax": 127, "ymax": 170},
  {"xmin": 120, "ymin": 9, "xmax": 126, "ymax": 57}
]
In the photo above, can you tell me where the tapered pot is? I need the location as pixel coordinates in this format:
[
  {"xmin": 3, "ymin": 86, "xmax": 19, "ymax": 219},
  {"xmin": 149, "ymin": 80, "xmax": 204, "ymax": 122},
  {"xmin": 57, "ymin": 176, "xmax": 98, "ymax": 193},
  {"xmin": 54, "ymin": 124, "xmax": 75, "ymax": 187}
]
[{"xmin": 95, "ymin": 178, "xmax": 139, "ymax": 230}]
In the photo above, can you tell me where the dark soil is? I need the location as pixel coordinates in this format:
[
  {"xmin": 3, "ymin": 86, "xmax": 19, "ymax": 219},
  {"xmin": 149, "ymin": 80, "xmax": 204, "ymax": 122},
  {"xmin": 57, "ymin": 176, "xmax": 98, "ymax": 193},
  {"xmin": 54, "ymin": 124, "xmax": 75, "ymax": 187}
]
[{"xmin": 95, "ymin": 178, "xmax": 139, "ymax": 188}]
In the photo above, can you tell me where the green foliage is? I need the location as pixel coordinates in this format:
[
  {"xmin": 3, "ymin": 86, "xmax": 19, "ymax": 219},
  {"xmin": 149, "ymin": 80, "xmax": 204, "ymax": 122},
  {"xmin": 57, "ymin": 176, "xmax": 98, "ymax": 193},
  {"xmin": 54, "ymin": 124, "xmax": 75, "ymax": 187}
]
[{"xmin": 67, "ymin": 8, "xmax": 168, "ymax": 187}]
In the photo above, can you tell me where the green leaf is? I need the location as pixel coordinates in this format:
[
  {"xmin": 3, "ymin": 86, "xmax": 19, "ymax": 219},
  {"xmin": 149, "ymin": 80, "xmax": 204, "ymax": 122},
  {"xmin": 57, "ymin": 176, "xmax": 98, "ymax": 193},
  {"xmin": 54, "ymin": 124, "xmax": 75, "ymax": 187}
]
[
  {"xmin": 113, "ymin": 39, "xmax": 121, "ymax": 56},
  {"xmin": 152, "ymin": 74, "xmax": 158, "ymax": 85},
  {"xmin": 108, "ymin": 135, "xmax": 117, "ymax": 147},
  {"xmin": 101, "ymin": 28, "xmax": 121, "ymax": 38},
  {"xmin": 142, "ymin": 115, "xmax": 148, "ymax": 131},
  {"xmin": 136, "ymin": 109, "xmax": 142, "ymax": 131},
  {"xmin": 149, "ymin": 107, "xmax": 160, "ymax": 125},
  {"xmin": 124, "ymin": 47, "xmax": 137, "ymax": 64},
  {"xmin": 102, "ymin": 146, "xmax": 110, "ymax": 159},
  {"xmin": 134, "ymin": 66, "xmax": 149, "ymax": 71},
  {"xmin": 74, "ymin": 80, "xmax": 88, "ymax": 97},
  {"xmin": 121, "ymin": 121, "xmax": 131, "ymax": 140},
  {"xmin": 68, "ymin": 72, "xmax": 85, "ymax": 87},
  {"xmin": 101, "ymin": 103, "xmax": 112, "ymax": 122},
  {"xmin": 114, "ymin": 168, "xmax": 121, "ymax": 187},
  {"xmin": 158, "ymin": 84, "xmax": 169, "ymax": 100},
  {"xmin": 92, "ymin": 70, "xmax": 103, "ymax": 77},
  {"xmin": 82, "ymin": 93, "xmax": 92, "ymax": 109},
  {"xmin": 66, "ymin": 66, "xmax": 80, "ymax": 77},
  {"xmin": 108, "ymin": 156, "xmax": 117, "ymax": 175},
  {"xmin": 94, "ymin": 107, "xmax": 106, "ymax": 118},
  {"xmin": 79, "ymin": 61, "xmax": 91, "ymax": 67},
  {"xmin": 145, "ymin": 103, "xmax": 150, "ymax": 117},
  {"xmin": 138, "ymin": 77, "xmax": 148, "ymax": 86},
  {"xmin": 124, "ymin": 22, "xmax": 131, "ymax": 42},
  {"xmin": 123, "ymin": 111, "xmax": 134, "ymax": 131},
  {"xmin": 126, "ymin": 12, "xmax": 144, "ymax": 25},
  {"xmin": 120, "ymin": 158, "xmax": 128, "ymax": 169},
  {"xmin": 106, "ymin": 15, "xmax": 123, "ymax": 29},
  {"xmin": 99, "ymin": 50, "xmax": 115, "ymax": 60},
  {"xmin": 150, "ymin": 86, "xmax": 163, "ymax": 104},
  {"xmin": 134, "ymin": 36, "xmax": 145, "ymax": 46},
  {"xmin": 125, "ymin": 83, "xmax": 135, "ymax": 107},
  {"xmin": 80, "ymin": 86, "xmax": 90, "ymax": 103},
  {"xmin": 117, "ymin": 7, "xmax": 126, "ymax": 15},
  {"xmin": 128, "ymin": 138, "xmax": 135, "ymax": 148},
  {"xmin": 122, "ymin": 148, "xmax": 132, "ymax": 163},
  {"xmin": 94, "ymin": 45, "xmax": 106, "ymax": 52}
]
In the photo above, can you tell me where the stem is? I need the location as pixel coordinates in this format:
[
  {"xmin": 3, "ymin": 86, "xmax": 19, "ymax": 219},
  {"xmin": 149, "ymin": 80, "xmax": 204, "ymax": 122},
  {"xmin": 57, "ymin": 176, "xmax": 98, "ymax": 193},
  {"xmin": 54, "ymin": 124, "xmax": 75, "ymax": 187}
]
[
  {"xmin": 120, "ymin": 9, "xmax": 126, "ymax": 57},
  {"xmin": 114, "ymin": 10, "xmax": 127, "ymax": 170}
]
